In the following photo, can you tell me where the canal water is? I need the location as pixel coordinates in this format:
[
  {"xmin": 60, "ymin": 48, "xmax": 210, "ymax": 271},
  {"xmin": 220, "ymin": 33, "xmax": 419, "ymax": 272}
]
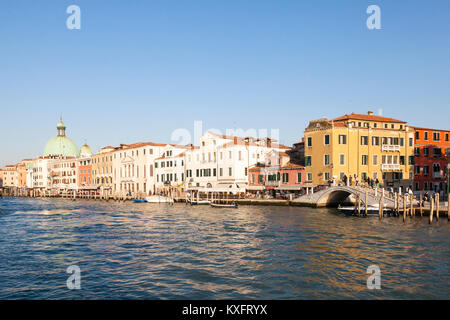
[{"xmin": 0, "ymin": 197, "xmax": 448, "ymax": 299}]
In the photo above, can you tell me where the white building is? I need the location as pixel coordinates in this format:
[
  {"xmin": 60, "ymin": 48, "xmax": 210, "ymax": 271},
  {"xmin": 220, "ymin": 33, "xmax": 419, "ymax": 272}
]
[
  {"xmin": 154, "ymin": 144, "xmax": 191, "ymax": 194},
  {"xmin": 111, "ymin": 142, "xmax": 167, "ymax": 196},
  {"xmin": 184, "ymin": 131, "xmax": 290, "ymax": 191}
]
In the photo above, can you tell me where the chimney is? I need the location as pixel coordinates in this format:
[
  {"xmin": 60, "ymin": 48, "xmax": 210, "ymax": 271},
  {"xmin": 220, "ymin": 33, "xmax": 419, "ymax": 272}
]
[
  {"xmin": 233, "ymin": 137, "xmax": 238, "ymax": 145},
  {"xmin": 368, "ymin": 111, "xmax": 374, "ymax": 116}
]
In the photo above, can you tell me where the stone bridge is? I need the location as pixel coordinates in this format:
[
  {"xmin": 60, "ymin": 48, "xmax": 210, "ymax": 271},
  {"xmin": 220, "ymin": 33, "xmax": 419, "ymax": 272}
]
[{"xmin": 293, "ymin": 186, "xmax": 398, "ymax": 208}]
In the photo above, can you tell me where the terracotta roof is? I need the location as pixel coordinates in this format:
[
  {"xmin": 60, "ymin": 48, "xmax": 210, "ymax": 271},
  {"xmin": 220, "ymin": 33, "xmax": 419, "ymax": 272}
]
[
  {"xmin": 332, "ymin": 113, "xmax": 406, "ymax": 124},
  {"xmin": 281, "ymin": 162, "xmax": 305, "ymax": 169},
  {"xmin": 411, "ymin": 126, "xmax": 450, "ymax": 133}
]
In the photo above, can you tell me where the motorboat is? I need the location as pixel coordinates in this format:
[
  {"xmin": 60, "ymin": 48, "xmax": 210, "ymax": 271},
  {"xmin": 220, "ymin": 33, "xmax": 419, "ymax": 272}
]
[
  {"xmin": 210, "ymin": 202, "xmax": 238, "ymax": 208},
  {"xmin": 189, "ymin": 200, "xmax": 210, "ymax": 205},
  {"xmin": 132, "ymin": 198, "xmax": 147, "ymax": 203},
  {"xmin": 337, "ymin": 203, "xmax": 391, "ymax": 215}
]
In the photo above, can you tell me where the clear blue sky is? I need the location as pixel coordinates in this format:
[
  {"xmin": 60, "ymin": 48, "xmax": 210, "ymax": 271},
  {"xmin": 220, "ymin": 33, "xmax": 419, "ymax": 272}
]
[{"xmin": 1, "ymin": 0, "xmax": 449, "ymax": 167}]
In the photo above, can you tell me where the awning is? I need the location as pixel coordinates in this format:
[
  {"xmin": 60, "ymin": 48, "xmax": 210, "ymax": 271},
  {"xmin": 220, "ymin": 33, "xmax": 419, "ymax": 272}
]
[
  {"xmin": 246, "ymin": 186, "xmax": 264, "ymax": 191},
  {"xmin": 275, "ymin": 185, "xmax": 306, "ymax": 191}
]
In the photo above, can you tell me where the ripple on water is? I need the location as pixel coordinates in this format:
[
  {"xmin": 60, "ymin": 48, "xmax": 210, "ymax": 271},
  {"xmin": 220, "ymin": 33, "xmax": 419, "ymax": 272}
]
[{"xmin": 0, "ymin": 197, "xmax": 449, "ymax": 299}]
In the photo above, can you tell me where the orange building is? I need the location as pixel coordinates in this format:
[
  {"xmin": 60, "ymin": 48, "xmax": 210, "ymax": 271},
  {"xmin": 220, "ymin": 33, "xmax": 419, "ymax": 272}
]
[{"xmin": 412, "ymin": 127, "xmax": 450, "ymax": 195}]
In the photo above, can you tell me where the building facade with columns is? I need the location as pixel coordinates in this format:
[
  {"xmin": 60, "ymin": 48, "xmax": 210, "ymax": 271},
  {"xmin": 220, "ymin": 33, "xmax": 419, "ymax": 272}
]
[{"xmin": 111, "ymin": 142, "xmax": 167, "ymax": 196}]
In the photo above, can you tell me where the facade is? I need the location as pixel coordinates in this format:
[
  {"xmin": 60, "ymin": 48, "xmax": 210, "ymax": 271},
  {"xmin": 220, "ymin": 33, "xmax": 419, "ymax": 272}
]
[
  {"xmin": 248, "ymin": 150, "xmax": 305, "ymax": 195},
  {"xmin": 1, "ymin": 165, "xmax": 18, "ymax": 188},
  {"xmin": 184, "ymin": 131, "xmax": 290, "ymax": 191},
  {"xmin": 32, "ymin": 157, "xmax": 51, "ymax": 190},
  {"xmin": 91, "ymin": 146, "xmax": 115, "ymax": 194},
  {"xmin": 78, "ymin": 143, "xmax": 93, "ymax": 189},
  {"xmin": 304, "ymin": 111, "xmax": 415, "ymax": 191},
  {"xmin": 412, "ymin": 127, "xmax": 450, "ymax": 195},
  {"xmin": 154, "ymin": 144, "xmax": 189, "ymax": 194},
  {"xmin": 111, "ymin": 142, "xmax": 167, "ymax": 196},
  {"xmin": 49, "ymin": 157, "xmax": 78, "ymax": 192}
]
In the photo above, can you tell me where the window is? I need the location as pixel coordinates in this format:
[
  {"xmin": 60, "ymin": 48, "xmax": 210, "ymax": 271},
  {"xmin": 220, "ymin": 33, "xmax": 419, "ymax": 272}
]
[
  {"xmin": 229, "ymin": 167, "xmax": 232, "ymax": 176},
  {"xmin": 373, "ymin": 155, "xmax": 378, "ymax": 166},
  {"xmin": 338, "ymin": 135, "xmax": 347, "ymax": 144},
  {"xmin": 414, "ymin": 147, "xmax": 420, "ymax": 156},
  {"xmin": 362, "ymin": 155, "xmax": 368, "ymax": 166},
  {"xmin": 297, "ymin": 173, "xmax": 302, "ymax": 183},
  {"xmin": 361, "ymin": 136, "xmax": 368, "ymax": 145},
  {"xmin": 324, "ymin": 172, "xmax": 330, "ymax": 181},
  {"xmin": 446, "ymin": 133, "xmax": 449, "ymax": 142},
  {"xmin": 433, "ymin": 132, "xmax": 440, "ymax": 141},
  {"xmin": 324, "ymin": 154, "xmax": 330, "ymax": 166},
  {"xmin": 324, "ymin": 135, "xmax": 330, "ymax": 145},
  {"xmin": 409, "ymin": 156, "xmax": 414, "ymax": 165},
  {"xmin": 409, "ymin": 138, "xmax": 413, "ymax": 147},
  {"xmin": 424, "ymin": 132, "xmax": 429, "ymax": 140},
  {"xmin": 423, "ymin": 165, "xmax": 429, "ymax": 176},
  {"xmin": 424, "ymin": 147, "xmax": 429, "ymax": 157},
  {"xmin": 339, "ymin": 154, "xmax": 345, "ymax": 166},
  {"xmin": 307, "ymin": 173, "xmax": 312, "ymax": 182},
  {"xmin": 305, "ymin": 156, "xmax": 312, "ymax": 167},
  {"xmin": 307, "ymin": 137, "xmax": 312, "ymax": 147},
  {"xmin": 399, "ymin": 138, "xmax": 404, "ymax": 147},
  {"xmin": 433, "ymin": 148, "xmax": 442, "ymax": 157},
  {"xmin": 415, "ymin": 166, "xmax": 420, "ymax": 175},
  {"xmin": 415, "ymin": 131, "xmax": 419, "ymax": 140},
  {"xmin": 372, "ymin": 136, "xmax": 380, "ymax": 146}
]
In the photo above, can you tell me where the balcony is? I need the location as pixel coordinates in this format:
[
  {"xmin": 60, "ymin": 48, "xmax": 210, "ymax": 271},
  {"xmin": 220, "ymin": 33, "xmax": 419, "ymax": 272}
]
[
  {"xmin": 433, "ymin": 172, "xmax": 442, "ymax": 179},
  {"xmin": 381, "ymin": 164, "xmax": 401, "ymax": 171},
  {"xmin": 382, "ymin": 145, "xmax": 400, "ymax": 152},
  {"xmin": 265, "ymin": 180, "xmax": 280, "ymax": 187}
]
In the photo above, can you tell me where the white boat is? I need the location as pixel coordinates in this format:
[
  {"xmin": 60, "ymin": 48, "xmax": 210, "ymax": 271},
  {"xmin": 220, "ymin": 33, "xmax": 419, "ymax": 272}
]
[
  {"xmin": 338, "ymin": 204, "xmax": 391, "ymax": 215},
  {"xmin": 189, "ymin": 200, "xmax": 211, "ymax": 205},
  {"xmin": 145, "ymin": 195, "xmax": 172, "ymax": 203}
]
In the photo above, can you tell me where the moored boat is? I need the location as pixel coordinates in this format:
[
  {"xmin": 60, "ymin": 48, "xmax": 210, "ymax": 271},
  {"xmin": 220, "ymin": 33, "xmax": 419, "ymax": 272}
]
[
  {"xmin": 132, "ymin": 198, "xmax": 147, "ymax": 203},
  {"xmin": 338, "ymin": 204, "xmax": 391, "ymax": 215},
  {"xmin": 189, "ymin": 200, "xmax": 210, "ymax": 205},
  {"xmin": 210, "ymin": 202, "xmax": 238, "ymax": 208}
]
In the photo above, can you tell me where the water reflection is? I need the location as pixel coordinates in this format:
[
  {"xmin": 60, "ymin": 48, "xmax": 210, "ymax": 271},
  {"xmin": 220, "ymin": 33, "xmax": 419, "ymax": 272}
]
[{"xmin": 0, "ymin": 197, "xmax": 448, "ymax": 299}]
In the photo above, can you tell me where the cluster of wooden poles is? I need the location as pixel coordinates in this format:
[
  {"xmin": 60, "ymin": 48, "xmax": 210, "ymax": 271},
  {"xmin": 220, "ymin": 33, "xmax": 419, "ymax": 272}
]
[
  {"xmin": 354, "ymin": 190, "xmax": 450, "ymax": 223},
  {"xmin": 184, "ymin": 191, "xmax": 240, "ymax": 204}
]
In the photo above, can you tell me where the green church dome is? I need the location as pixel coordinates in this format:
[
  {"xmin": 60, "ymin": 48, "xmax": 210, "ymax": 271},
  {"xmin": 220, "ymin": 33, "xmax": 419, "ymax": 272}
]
[{"xmin": 43, "ymin": 117, "xmax": 79, "ymax": 157}]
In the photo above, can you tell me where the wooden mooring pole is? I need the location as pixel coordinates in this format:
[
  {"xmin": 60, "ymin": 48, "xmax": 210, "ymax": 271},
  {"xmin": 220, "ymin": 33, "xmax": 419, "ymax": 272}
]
[
  {"xmin": 403, "ymin": 194, "xmax": 407, "ymax": 223},
  {"xmin": 419, "ymin": 193, "xmax": 423, "ymax": 217},
  {"xmin": 435, "ymin": 193, "xmax": 440, "ymax": 221},
  {"xmin": 429, "ymin": 197, "xmax": 434, "ymax": 224},
  {"xmin": 448, "ymin": 193, "xmax": 450, "ymax": 221},
  {"xmin": 365, "ymin": 191, "xmax": 368, "ymax": 216},
  {"xmin": 378, "ymin": 194, "xmax": 383, "ymax": 220}
]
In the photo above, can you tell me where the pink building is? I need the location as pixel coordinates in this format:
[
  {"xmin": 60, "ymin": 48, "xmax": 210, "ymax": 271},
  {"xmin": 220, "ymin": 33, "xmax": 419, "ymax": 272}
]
[{"xmin": 248, "ymin": 150, "xmax": 305, "ymax": 197}]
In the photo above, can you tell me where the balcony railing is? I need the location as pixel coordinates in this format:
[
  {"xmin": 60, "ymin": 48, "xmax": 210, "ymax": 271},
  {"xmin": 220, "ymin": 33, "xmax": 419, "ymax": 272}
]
[
  {"xmin": 382, "ymin": 145, "xmax": 400, "ymax": 152},
  {"xmin": 433, "ymin": 172, "xmax": 442, "ymax": 179},
  {"xmin": 381, "ymin": 164, "xmax": 401, "ymax": 171},
  {"xmin": 265, "ymin": 180, "xmax": 280, "ymax": 187}
]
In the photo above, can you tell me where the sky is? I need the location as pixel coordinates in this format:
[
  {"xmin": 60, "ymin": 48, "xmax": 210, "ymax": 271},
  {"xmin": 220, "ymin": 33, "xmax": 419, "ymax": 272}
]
[{"xmin": 1, "ymin": 0, "xmax": 449, "ymax": 167}]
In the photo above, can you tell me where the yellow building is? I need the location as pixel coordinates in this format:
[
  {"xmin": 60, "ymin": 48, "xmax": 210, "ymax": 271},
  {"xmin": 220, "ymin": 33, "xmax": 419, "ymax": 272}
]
[
  {"xmin": 91, "ymin": 146, "xmax": 116, "ymax": 193},
  {"xmin": 304, "ymin": 111, "xmax": 415, "ymax": 191}
]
